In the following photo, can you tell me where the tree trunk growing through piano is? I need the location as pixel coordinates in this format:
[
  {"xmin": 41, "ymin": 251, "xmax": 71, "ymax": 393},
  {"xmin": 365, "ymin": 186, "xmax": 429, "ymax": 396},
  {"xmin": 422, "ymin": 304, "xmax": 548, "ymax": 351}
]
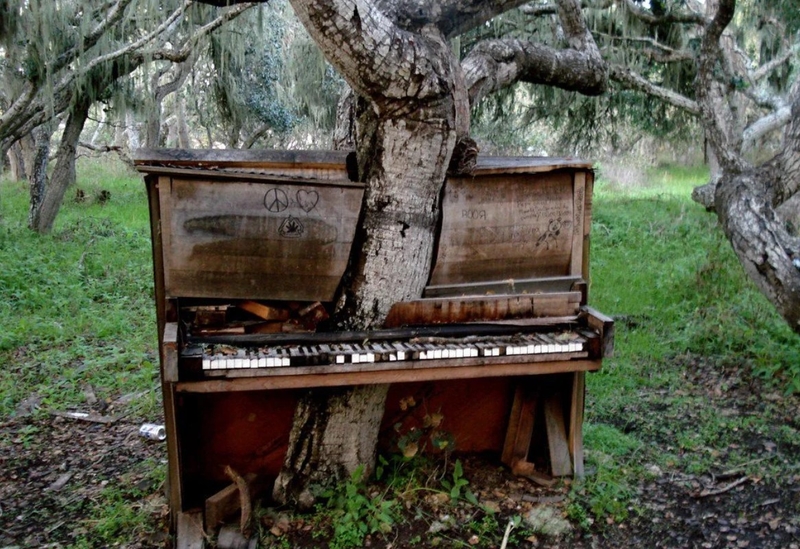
[{"xmin": 270, "ymin": 0, "xmax": 607, "ymax": 506}]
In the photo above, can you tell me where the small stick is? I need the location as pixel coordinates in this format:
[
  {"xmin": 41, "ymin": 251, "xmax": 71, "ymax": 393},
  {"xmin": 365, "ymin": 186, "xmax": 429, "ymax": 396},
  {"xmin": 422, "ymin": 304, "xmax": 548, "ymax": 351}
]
[
  {"xmin": 500, "ymin": 519, "xmax": 515, "ymax": 549},
  {"xmin": 695, "ymin": 476, "xmax": 749, "ymax": 498}
]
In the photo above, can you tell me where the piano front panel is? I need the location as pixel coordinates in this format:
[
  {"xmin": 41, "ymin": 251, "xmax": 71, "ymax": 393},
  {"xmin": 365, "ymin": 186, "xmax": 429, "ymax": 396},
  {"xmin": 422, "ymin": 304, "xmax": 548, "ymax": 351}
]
[
  {"xmin": 432, "ymin": 170, "xmax": 589, "ymax": 285},
  {"xmin": 158, "ymin": 176, "xmax": 364, "ymax": 302}
]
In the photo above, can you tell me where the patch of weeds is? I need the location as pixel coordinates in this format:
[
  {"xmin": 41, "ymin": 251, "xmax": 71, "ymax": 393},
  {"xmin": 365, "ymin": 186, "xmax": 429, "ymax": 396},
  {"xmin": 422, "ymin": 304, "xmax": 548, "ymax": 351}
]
[
  {"xmin": 73, "ymin": 462, "xmax": 166, "ymax": 547},
  {"xmin": 440, "ymin": 459, "xmax": 479, "ymax": 506},
  {"xmin": 569, "ymin": 451, "xmax": 637, "ymax": 527},
  {"xmin": 314, "ymin": 465, "xmax": 398, "ymax": 549}
]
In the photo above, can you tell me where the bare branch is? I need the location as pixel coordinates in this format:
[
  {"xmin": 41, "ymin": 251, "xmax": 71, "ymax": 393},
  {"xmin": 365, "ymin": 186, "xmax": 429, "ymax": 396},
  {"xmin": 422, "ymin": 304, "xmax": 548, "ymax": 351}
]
[
  {"xmin": 696, "ymin": 0, "xmax": 746, "ymax": 173},
  {"xmin": 51, "ymin": 0, "xmax": 136, "ymax": 75},
  {"xmin": 621, "ymin": 0, "xmax": 706, "ymax": 26},
  {"xmin": 593, "ymin": 33, "xmax": 694, "ymax": 63},
  {"xmin": 608, "ymin": 64, "xmax": 700, "ymax": 115},
  {"xmin": 521, "ymin": 0, "xmax": 613, "ymax": 17},
  {"xmin": 150, "ymin": 3, "xmax": 256, "ymax": 63},
  {"xmin": 751, "ymin": 43, "xmax": 800, "ymax": 83},
  {"xmin": 80, "ymin": 0, "xmax": 192, "ymax": 73},
  {"xmin": 743, "ymin": 106, "xmax": 792, "ymax": 153}
]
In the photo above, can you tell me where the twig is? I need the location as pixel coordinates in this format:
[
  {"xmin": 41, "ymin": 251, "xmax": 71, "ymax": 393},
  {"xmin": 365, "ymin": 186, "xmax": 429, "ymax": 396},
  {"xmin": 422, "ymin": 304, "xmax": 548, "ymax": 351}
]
[
  {"xmin": 694, "ymin": 476, "xmax": 749, "ymax": 498},
  {"xmin": 715, "ymin": 455, "xmax": 774, "ymax": 480},
  {"xmin": 499, "ymin": 519, "xmax": 515, "ymax": 549}
]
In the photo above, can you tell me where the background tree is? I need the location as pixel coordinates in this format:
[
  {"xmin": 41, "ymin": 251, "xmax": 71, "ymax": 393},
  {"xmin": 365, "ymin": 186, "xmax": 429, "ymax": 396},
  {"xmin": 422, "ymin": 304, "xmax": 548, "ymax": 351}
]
[{"xmin": 0, "ymin": 0, "xmax": 253, "ymax": 232}]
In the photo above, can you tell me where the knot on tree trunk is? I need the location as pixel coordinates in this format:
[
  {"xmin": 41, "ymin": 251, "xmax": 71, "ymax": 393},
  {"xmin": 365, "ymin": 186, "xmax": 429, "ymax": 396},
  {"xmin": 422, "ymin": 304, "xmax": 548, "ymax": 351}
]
[
  {"xmin": 691, "ymin": 180, "xmax": 717, "ymax": 211},
  {"xmin": 447, "ymin": 136, "xmax": 479, "ymax": 176}
]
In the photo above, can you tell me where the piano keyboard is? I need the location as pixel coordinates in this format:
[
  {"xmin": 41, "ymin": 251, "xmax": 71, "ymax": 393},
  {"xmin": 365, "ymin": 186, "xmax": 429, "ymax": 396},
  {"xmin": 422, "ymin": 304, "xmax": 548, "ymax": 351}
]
[{"xmin": 194, "ymin": 331, "xmax": 588, "ymax": 371}]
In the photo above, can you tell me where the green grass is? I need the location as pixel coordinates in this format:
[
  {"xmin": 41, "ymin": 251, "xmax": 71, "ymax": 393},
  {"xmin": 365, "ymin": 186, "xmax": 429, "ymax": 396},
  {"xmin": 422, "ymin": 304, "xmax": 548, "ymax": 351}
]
[
  {"xmin": 0, "ymin": 157, "xmax": 159, "ymax": 419},
  {"xmin": 575, "ymin": 162, "xmax": 800, "ymax": 525}
]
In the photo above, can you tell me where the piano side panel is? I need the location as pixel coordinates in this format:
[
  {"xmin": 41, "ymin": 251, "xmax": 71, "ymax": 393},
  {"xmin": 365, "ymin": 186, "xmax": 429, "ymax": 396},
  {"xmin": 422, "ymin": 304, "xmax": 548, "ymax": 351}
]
[
  {"xmin": 431, "ymin": 171, "xmax": 578, "ymax": 285},
  {"xmin": 583, "ymin": 171, "xmax": 594, "ymax": 291},
  {"xmin": 570, "ymin": 171, "xmax": 586, "ymax": 277}
]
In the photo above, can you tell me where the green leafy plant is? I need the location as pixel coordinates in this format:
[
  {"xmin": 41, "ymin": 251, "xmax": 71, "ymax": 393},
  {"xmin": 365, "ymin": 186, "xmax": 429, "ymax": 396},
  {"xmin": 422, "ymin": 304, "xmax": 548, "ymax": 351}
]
[
  {"xmin": 318, "ymin": 465, "xmax": 398, "ymax": 549},
  {"xmin": 440, "ymin": 459, "xmax": 479, "ymax": 506}
]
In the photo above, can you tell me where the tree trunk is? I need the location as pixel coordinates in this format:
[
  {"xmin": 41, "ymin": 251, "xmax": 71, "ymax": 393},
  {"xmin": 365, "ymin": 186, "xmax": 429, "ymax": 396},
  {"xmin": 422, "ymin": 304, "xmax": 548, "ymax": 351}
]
[
  {"xmin": 273, "ymin": 0, "xmax": 462, "ymax": 506},
  {"xmin": 701, "ymin": 0, "xmax": 800, "ymax": 333},
  {"xmin": 7, "ymin": 141, "xmax": 25, "ymax": 181},
  {"xmin": 27, "ymin": 125, "xmax": 52, "ymax": 231},
  {"xmin": 30, "ymin": 98, "xmax": 91, "ymax": 233}
]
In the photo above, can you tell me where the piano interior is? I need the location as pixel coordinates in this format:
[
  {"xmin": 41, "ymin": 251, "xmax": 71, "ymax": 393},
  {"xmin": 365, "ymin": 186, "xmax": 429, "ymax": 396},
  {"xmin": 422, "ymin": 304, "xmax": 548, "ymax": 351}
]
[{"xmin": 135, "ymin": 150, "xmax": 614, "ymax": 532}]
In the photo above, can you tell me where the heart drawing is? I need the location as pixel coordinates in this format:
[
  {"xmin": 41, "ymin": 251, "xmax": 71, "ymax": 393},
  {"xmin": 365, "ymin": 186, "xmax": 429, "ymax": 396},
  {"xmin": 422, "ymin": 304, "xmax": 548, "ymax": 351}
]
[{"xmin": 296, "ymin": 189, "xmax": 319, "ymax": 212}]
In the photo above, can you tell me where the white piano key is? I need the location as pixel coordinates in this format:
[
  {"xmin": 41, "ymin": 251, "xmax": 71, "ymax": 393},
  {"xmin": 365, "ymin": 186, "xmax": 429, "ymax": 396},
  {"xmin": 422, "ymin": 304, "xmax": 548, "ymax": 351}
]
[
  {"xmin": 433, "ymin": 349, "xmax": 442, "ymax": 359},
  {"xmin": 281, "ymin": 357, "xmax": 290, "ymax": 367},
  {"xmin": 366, "ymin": 353, "xmax": 375, "ymax": 363},
  {"xmin": 202, "ymin": 358, "xmax": 211, "ymax": 370},
  {"xmin": 336, "ymin": 355, "xmax": 346, "ymax": 364},
  {"xmin": 259, "ymin": 357, "xmax": 267, "ymax": 368}
]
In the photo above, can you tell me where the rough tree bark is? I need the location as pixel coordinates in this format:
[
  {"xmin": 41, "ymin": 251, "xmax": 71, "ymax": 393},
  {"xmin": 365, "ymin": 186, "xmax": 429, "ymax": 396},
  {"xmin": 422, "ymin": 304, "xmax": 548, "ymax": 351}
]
[
  {"xmin": 273, "ymin": 0, "xmax": 462, "ymax": 506},
  {"xmin": 27, "ymin": 125, "xmax": 53, "ymax": 231},
  {"xmin": 29, "ymin": 96, "xmax": 93, "ymax": 234},
  {"xmin": 700, "ymin": 0, "xmax": 800, "ymax": 333}
]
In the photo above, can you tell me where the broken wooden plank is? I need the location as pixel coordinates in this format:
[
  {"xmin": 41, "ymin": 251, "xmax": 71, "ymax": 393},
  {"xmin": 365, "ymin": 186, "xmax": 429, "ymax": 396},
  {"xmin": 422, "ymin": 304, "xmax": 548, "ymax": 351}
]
[
  {"xmin": 205, "ymin": 473, "xmax": 266, "ymax": 532},
  {"xmin": 582, "ymin": 306, "xmax": 615, "ymax": 358},
  {"xmin": 384, "ymin": 292, "xmax": 581, "ymax": 328},
  {"xmin": 569, "ymin": 372, "xmax": 586, "ymax": 479},
  {"xmin": 543, "ymin": 392, "xmax": 573, "ymax": 477},
  {"xmin": 237, "ymin": 301, "xmax": 290, "ymax": 322}
]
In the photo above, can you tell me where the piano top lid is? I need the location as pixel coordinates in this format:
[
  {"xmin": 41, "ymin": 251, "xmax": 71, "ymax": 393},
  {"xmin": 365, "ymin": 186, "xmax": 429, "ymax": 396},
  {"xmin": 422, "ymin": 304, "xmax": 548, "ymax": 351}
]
[
  {"xmin": 132, "ymin": 148, "xmax": 351, "ymax": 169},
  {"xmin": 132, "ymin": 148, "xmax": 593, "ymax": 178}
]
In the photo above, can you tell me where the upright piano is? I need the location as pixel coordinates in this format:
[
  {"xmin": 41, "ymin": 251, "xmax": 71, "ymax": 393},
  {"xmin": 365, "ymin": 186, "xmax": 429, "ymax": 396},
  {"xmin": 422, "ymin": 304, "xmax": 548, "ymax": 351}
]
[{"xmin": 135, "ymin": 149, "xmax": 614, "ymax": 539}]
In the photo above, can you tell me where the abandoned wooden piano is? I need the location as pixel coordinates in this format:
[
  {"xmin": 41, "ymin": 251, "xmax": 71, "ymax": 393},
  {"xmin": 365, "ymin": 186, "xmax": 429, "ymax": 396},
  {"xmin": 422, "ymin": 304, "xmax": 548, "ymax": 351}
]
[{"xmin": 135, "ymin": 149, "xmax": 614, "ymax": 540}]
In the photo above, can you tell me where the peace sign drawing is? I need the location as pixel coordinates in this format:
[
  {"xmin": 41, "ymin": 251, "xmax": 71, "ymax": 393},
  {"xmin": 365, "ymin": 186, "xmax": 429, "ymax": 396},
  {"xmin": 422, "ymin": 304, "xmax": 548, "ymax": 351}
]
[{"xmin": 264, "ymin": 188, "xmax": 289, "ymax": 213}]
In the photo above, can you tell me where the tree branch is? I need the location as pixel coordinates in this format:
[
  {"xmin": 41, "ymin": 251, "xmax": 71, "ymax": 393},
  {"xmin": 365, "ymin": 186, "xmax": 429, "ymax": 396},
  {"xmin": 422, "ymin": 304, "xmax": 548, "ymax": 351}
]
[
  {"xmin": 696, "ymin": 0, "xmax": 746, "ymax": 174},
  {"xmin": 288, "ymin": 0, "xmax": 452, "ymax": 104},
  {"xmin": 149, "ymin": 3, "xmax": 256, "ymax": 63},
  {"xmin": 751, "ymin": 42, "xmax": 800, "ymax": 83},
  {"xmin": 463, "ymin": 38, "xmax": 606, "ymax": 104},
  {"xmin": 742, "ymin": 106, "xmax": 792, "ymax": 152},
  {"xmin": 608, "ymin": 64, "xmax": 700, "ymax": 115},
  {"xmin": 594, "ymin": 33, "xmax": 694, "ymax": 63},
  {"xmin": 520, "ymin": 0, "xmax": 614, "ymax": 17},
  {"xmin": 621, "ymin": 0, "xmax": 706, "ymax": 26},
  {"xmin": 51, "ymin": 0, "xmax": 136, "ymax": 75}
]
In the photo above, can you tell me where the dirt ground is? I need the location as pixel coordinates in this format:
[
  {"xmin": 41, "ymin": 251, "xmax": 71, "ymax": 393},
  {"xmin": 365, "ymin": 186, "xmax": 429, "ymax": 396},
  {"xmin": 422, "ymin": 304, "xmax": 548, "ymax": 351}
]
[{"xmin": 1, "ymin": 362, "xmax": 799, "ymax": 549}]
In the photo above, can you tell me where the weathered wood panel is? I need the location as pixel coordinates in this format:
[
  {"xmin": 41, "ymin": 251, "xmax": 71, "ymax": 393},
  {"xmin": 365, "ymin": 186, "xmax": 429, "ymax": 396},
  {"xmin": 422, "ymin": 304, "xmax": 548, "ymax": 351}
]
[
  {"xmin": 431, "ymin": 171, "xmax": 586, "ymax": 285},
  {"xmin": 134, "ymin": 148, "xmax": 351, "ymax": 181},
  {"xmin": 158, "ymin": 177, "xmax": 363, "ymax": 301},
  {"xmin": 384, "ymin": 291, "xmax": 582, "ymax": 327}
]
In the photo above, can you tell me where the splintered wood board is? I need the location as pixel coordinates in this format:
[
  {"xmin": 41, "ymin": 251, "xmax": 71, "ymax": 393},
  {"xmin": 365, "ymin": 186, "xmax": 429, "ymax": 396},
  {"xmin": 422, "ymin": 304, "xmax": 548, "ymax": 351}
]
[
  {"xmin": 431, "ymin": 170, "xmax": 589, "ymax": 285},
  {"xmin": 157, "ymin": 176, "xmax": 363, "ymax": 301},
  {"xmin": 384, "ymin": 291, "xmax": 582, "ymax": 327}
]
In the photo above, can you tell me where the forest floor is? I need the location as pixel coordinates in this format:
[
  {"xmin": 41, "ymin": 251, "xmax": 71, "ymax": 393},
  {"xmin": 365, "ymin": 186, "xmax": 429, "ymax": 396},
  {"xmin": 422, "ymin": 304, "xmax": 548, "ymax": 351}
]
[{"xmin": 1, "ymin": 355, "xmax": 798, "ymax": 549}]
